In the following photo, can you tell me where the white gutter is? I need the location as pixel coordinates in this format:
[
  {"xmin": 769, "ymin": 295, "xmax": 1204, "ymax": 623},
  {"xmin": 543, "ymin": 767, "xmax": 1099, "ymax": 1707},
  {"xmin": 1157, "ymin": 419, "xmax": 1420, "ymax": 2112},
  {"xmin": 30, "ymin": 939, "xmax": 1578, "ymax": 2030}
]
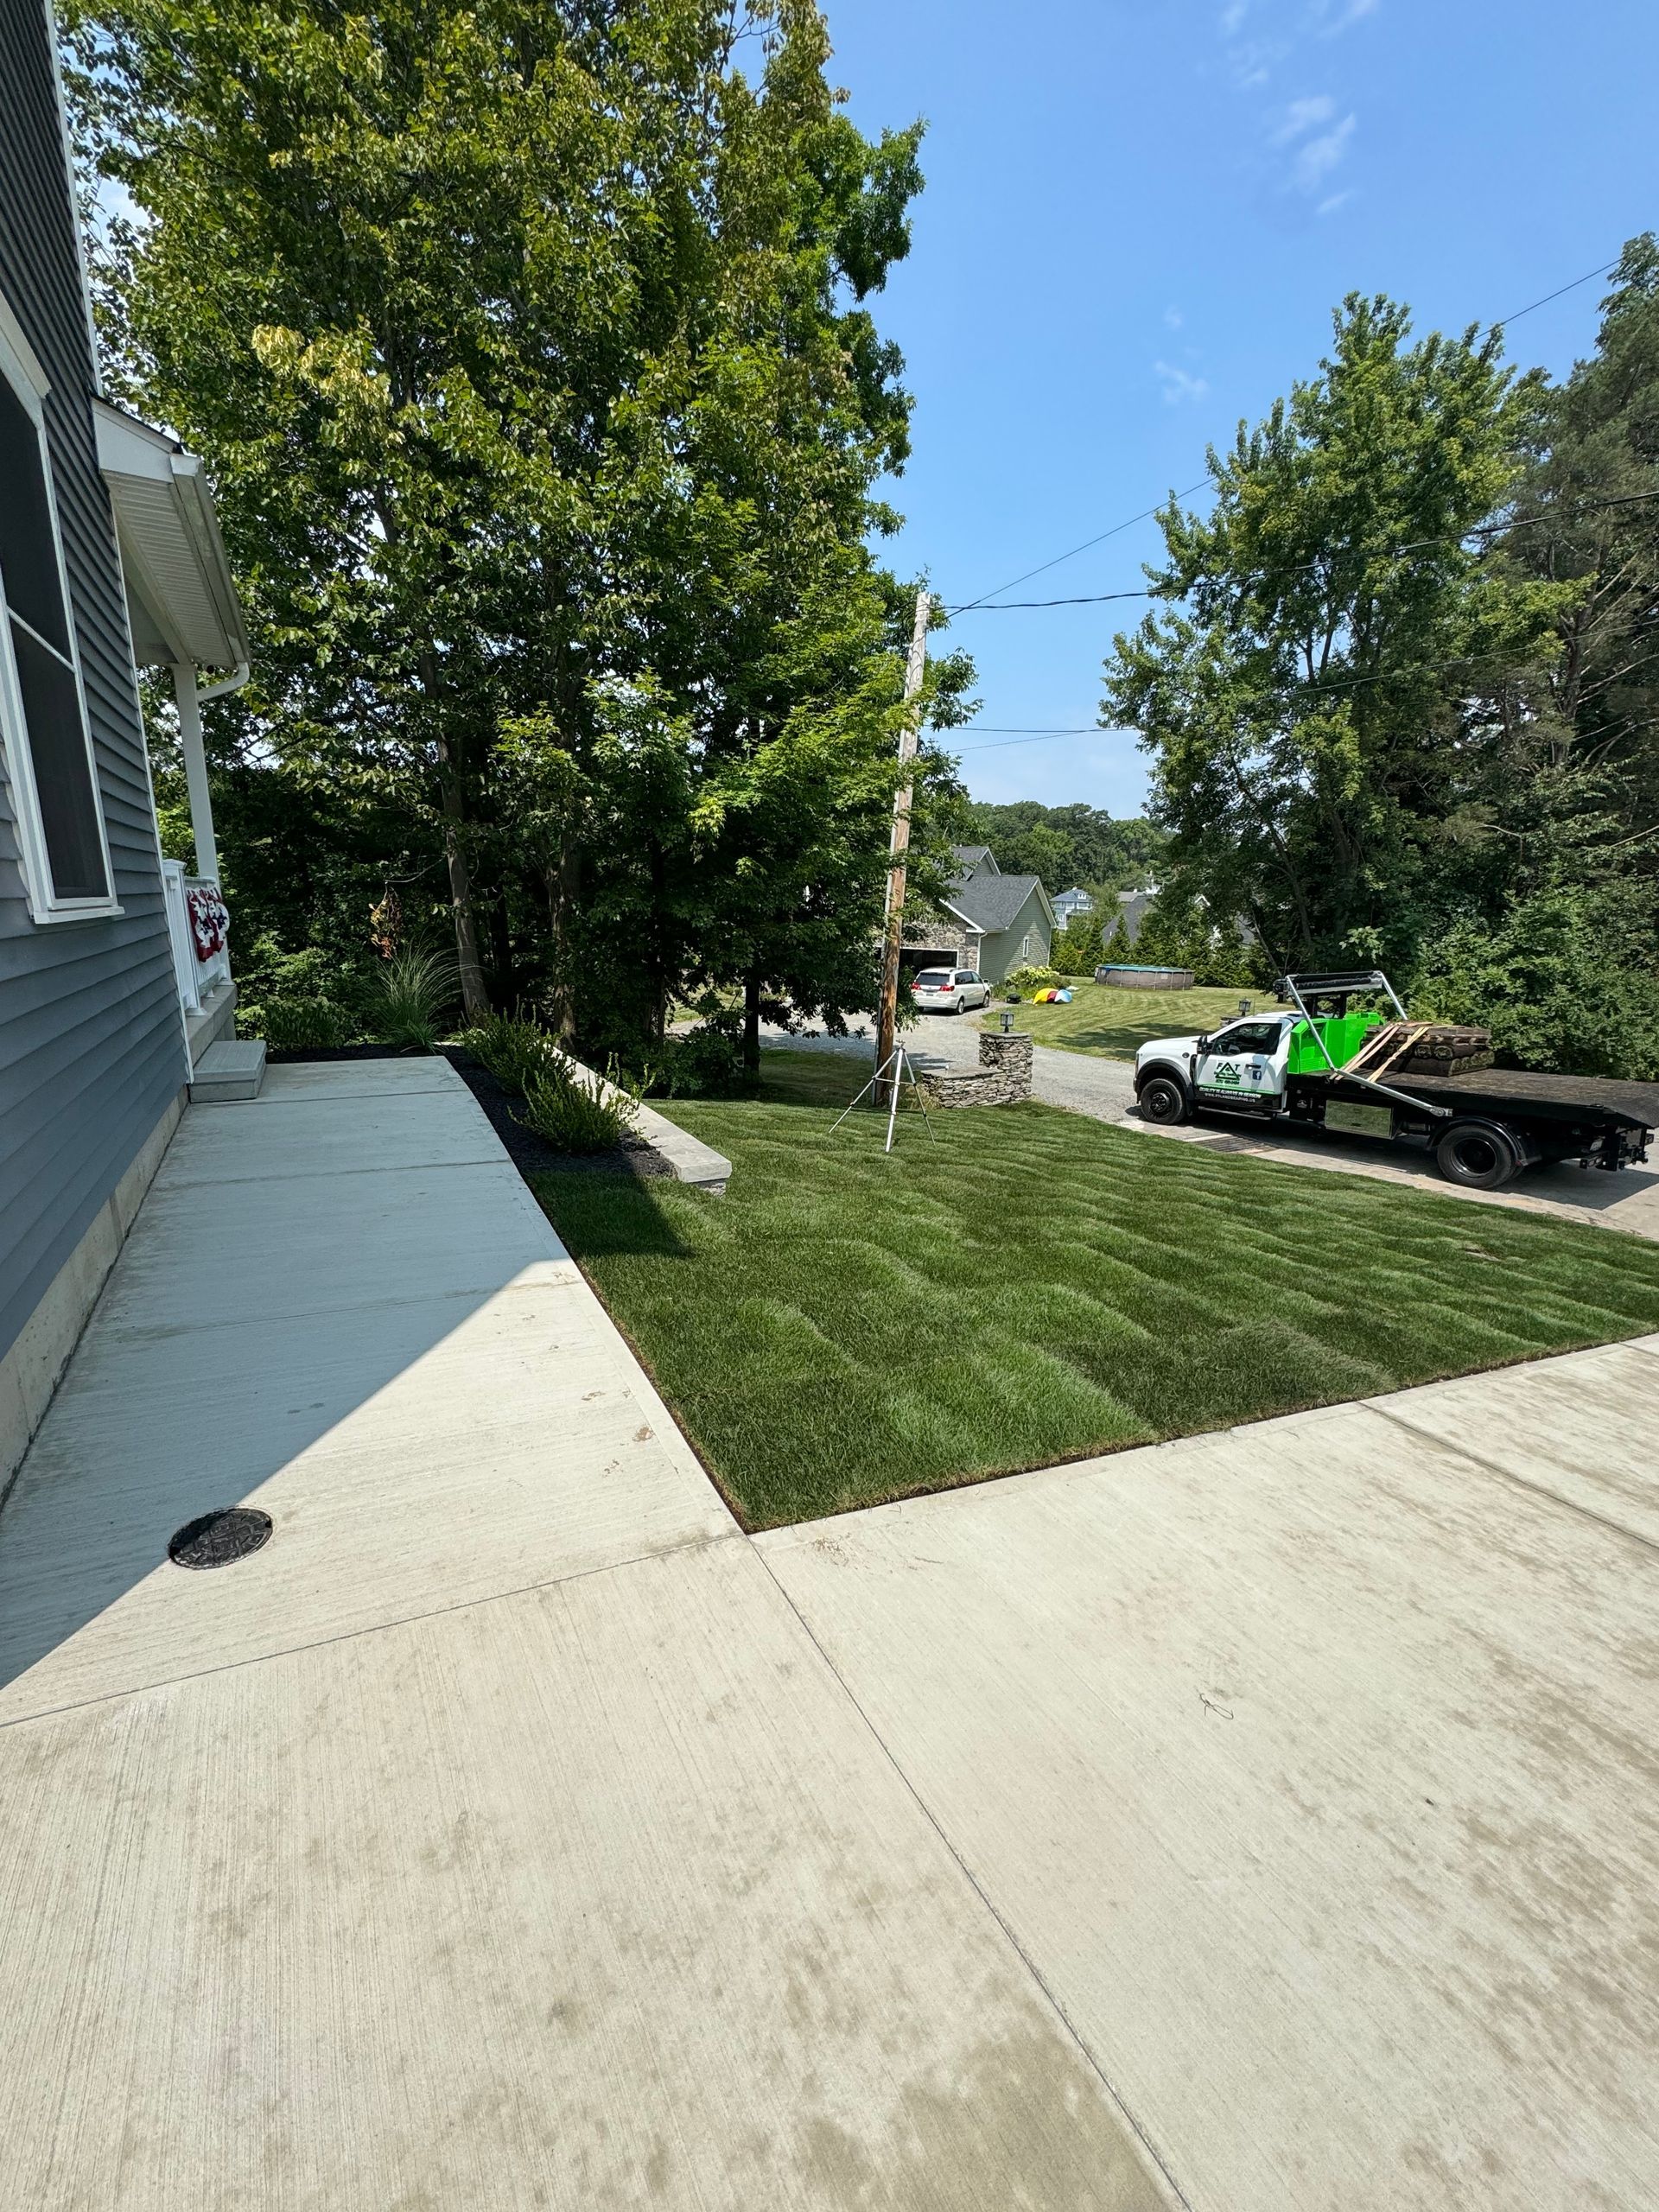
[{"xmin": 199, "ymin": 660, "xmax": 251, "ymax": 703}]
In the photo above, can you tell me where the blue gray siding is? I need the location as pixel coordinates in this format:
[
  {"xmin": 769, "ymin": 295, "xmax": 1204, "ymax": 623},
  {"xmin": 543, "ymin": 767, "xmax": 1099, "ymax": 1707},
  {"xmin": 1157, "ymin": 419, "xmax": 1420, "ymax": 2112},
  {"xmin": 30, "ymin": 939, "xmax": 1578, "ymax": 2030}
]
[{"xmin": 0, "ymin": 0, "xmax": 187, "ymax": 1363}]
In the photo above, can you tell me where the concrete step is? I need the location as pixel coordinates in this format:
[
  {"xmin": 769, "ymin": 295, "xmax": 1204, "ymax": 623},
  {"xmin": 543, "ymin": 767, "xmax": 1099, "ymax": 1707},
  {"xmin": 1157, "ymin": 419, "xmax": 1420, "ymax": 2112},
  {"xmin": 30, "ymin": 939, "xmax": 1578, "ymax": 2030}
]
[{"xmin": 190, "ymin": 1037, "xmax": 267, "ymax": 1104}]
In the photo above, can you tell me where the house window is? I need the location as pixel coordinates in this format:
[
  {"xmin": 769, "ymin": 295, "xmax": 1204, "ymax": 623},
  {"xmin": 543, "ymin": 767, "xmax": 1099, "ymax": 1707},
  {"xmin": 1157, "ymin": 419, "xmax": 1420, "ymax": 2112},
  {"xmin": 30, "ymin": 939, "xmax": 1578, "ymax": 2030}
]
[
  {"xmin": 1021, "ymin": 932, "xmax": 1033, "ymax": 959},
  {"xmin": 0, "ymin": 302, "xmax": 112, "ymax": 914}
]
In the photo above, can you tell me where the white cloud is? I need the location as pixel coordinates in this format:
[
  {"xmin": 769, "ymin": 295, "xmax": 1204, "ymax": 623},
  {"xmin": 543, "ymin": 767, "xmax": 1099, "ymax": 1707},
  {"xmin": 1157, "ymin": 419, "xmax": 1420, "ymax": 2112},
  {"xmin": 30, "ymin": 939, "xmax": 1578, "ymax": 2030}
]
[
  {"xmin": 1316, "ymin": 188, "xmax": 1354, "ymax": 217},
  {"xmin": 1164, "ymin": 305, "xmax": 1185, "ymax": 329},
  {"xmin": 1271, "ymin": 92, "xmax": 1336, "ymax": 144},
  {"xmin": 1293, "ymin": 111, "xmax": 1355, "ymax": 190},
  {"xmin": 1155, "ymin": 360, "xmax": 1210, "ymax": 405},
  {"xmin": 1219, "ymin": 1, "xmax": 1249, "ymax": 31},
  {"xmin": 1316, "ymin": 0, "xmax": 1380, "ymax": 30}
]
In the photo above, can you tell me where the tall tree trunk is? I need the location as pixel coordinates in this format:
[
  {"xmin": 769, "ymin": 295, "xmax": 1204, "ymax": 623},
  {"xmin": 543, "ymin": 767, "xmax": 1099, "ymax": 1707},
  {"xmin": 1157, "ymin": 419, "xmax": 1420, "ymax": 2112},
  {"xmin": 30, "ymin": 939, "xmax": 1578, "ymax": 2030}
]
[
  {"xmin": 416, "ymin": 644, "xmax": 488, "ymax": 1021},
  {"xmin": 743, "ymin": 963, "xmax": 761, "ymax": 1087},
  {"xmin": 435, "ymin": 734, "xmax": 488, "ymax": 1021},
  {"xmin": 549, "ymin": 830, "xmax": 582, "ymax": 1043}
]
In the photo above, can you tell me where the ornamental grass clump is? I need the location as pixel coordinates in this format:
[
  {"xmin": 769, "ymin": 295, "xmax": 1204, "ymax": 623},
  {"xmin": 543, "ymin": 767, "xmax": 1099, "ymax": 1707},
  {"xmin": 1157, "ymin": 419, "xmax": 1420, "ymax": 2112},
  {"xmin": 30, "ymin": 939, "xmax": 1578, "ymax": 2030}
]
[
  {"xmin": 516, "ymin": 1060, "xmax": 640, "ymax": 1154},
  {"xmin": 373, "ymin": 947, "xmax": 457, "ymax": 1049},
  {"xmin": 459, "ymin": 1012, "xmax": 559, "ymax": 1093}
]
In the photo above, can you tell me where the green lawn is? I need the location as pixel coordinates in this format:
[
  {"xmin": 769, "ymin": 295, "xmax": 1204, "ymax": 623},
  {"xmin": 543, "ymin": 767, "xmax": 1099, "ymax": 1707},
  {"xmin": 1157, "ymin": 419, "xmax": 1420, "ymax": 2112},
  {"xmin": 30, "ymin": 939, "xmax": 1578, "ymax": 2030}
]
[
  {"xmin": 531, "ymin": 1050, "xmax": 1659, "ymax": 1529},
  {"xmin": 983, "ymin": 981, "xmax": 1289, "ymax": 1059}
]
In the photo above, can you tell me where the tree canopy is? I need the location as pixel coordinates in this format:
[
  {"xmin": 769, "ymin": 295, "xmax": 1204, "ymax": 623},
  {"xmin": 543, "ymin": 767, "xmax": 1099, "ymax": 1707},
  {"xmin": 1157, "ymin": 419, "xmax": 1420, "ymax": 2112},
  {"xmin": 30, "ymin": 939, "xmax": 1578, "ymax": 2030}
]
[
  {"xmin": 944, "ymin": 799, "xmax": 1164, "ymax": 895},
  {"xmin": 1104, "ymin": 254, "xmax": 1659, "ymax": 1075},
  {"xmin": 67, "ymin": 0, "xmax": 969, "ymax": 1058}
]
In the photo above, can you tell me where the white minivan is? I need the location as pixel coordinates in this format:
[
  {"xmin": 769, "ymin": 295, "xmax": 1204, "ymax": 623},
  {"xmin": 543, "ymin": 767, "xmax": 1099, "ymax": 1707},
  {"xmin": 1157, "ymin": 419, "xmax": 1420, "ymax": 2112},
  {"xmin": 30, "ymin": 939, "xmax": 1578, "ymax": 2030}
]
[{"xmin": 910, "ymin": 966, "xmax": 993, "ymax": 1014}]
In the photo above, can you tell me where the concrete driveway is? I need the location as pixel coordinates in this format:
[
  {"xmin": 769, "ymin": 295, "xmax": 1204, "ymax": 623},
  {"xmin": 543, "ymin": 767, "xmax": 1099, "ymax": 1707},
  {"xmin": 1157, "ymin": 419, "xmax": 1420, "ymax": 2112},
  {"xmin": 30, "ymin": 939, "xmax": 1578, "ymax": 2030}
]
[
  {"xmin": 761, "ymin": 1340, "xmax": 1659, "ymax": 2211},
  {"xmin": 0, "ymin": 1059, "xmax": 1167, "ymax": 2211}
]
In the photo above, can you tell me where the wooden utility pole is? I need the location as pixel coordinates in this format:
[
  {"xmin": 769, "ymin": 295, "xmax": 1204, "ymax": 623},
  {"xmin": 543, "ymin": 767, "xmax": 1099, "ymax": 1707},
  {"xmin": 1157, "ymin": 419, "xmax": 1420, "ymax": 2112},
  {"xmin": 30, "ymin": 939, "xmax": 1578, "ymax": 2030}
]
[{"xmin": 874, "ymin": 588, "xmax": 931, "ymax": 1105}]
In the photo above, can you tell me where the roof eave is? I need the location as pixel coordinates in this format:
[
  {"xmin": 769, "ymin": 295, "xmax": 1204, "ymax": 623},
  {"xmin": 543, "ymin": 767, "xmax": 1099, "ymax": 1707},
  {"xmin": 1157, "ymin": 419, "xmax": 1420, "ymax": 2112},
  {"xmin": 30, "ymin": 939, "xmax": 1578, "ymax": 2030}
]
[{"xmin": 94, "ymin": 399, "xmax": 251, "ymax": 671}]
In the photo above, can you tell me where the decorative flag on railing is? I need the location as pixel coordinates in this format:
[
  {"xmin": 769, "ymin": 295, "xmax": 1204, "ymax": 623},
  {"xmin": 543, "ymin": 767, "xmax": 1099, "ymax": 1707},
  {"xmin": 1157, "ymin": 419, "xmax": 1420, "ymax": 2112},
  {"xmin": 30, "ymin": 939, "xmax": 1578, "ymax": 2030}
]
[{"xmin": 187, "ymin": 883, "xmax": 230, "ymax": 962}]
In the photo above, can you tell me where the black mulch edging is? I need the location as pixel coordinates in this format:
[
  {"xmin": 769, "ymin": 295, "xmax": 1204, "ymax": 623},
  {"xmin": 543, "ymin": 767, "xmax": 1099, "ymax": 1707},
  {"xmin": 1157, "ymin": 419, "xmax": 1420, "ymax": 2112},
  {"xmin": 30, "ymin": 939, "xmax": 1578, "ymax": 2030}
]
[
  {"xmin": 265, "ymin": 1042, "xmax": 434, "ymax": 1064},
  {"xmin": 442, "ymin": 1049, "xmax": 677, "ymax": 1181}
]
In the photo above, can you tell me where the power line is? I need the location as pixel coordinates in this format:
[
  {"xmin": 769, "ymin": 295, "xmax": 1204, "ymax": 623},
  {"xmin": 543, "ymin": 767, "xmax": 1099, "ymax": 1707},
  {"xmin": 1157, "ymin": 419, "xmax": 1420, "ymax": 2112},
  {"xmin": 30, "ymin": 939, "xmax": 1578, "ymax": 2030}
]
[
  {"xmin": 940, "ymin": 626, "xmax": 1607, "ymax": 757},
  {"xmin": 947, "ymin": 481, "xmax": 1211, "ymax": 616},
  {"xmin": 950, "ymin": 729, "xmax": 1106, "ymax": 753},
  {"xmin": 941, "ymin": 489, "xmax": 1659, "ymax": 614},
  {"xmin": 1491, "ymin": 257, "xmax": 1621, "ymax": 327},
  {"xmin": 944, "ymin": 588, "xmax": 1154, "ymax": 613},
  {"xmin": 943, "ymin": 250, "xmax": 1628, "ymax": 620}
]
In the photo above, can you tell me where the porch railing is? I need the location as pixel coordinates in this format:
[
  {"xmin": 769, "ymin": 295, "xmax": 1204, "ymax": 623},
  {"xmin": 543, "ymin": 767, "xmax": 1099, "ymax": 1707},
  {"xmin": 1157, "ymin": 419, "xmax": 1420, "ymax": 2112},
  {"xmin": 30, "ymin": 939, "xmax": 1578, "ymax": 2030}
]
[{"xmin": 161, "ymin": 856, "xmax": 232, "ymax": 1017}]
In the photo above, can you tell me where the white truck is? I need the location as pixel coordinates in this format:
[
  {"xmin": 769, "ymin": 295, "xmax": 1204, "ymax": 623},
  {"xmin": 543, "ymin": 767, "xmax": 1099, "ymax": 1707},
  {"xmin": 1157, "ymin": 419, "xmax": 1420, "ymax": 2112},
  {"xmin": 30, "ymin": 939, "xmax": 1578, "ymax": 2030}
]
[{"xmin": 1133, "ymin": 970, "xmax": 1657, "ymax": 1192}]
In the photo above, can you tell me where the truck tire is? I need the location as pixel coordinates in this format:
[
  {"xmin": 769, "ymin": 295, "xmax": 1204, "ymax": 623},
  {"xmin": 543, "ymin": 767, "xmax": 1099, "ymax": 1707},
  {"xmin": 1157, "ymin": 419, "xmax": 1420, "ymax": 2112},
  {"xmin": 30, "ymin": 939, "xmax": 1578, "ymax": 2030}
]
[
  {"xmin": 1139, "ymin": 1072, "xmax": 1191, "ymax": 1126},
  {"xmin": 1435, "ymin": 1120, "xmax": 1522, "ymax": 1191}
]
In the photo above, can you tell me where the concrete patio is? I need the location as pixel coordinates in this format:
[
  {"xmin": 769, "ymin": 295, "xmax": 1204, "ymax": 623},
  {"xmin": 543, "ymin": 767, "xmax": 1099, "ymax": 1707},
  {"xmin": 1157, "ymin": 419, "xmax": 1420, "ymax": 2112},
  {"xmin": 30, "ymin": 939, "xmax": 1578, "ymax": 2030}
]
[{"xmin": 3, "ymin": 1057, "xmax": 1656, "ymax": 2208}]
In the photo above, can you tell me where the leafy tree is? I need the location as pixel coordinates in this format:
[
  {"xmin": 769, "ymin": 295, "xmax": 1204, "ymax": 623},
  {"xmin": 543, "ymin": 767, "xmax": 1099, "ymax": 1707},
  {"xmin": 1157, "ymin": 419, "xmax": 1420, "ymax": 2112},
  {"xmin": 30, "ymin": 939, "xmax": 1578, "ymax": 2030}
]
[
  {"xmin": 65, "ymin": 0, "xmax": 953, "ymax": 1051},
  {"xmin": 944, "ymin": 798, "xmax": 1164, "ymax": 893},
  {"xmin": 1052, "ymin": 910, "xmax": 1104, "ymax": 974},
  {"xmin": 1416, "ymin": 238, "xmax": 1659, "ymax": 1073},
  {"xmin": 1104, "ymin": 295, "xmax": 1568, "ymax": 978}
]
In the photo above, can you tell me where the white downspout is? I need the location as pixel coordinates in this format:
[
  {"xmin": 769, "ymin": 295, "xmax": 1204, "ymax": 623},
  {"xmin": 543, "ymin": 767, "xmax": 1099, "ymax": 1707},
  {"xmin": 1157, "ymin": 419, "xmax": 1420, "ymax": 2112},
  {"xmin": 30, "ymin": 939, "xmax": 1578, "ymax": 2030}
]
[{"xmin": 199, "ymin": 659, "xmax": 251, "ymax": 704}]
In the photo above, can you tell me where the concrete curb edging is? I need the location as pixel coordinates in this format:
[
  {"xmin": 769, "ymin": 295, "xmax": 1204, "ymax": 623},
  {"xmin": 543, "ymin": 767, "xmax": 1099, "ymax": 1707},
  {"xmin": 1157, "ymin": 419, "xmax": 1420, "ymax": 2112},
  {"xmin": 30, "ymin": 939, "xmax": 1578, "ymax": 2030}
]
[{"xmin": 564, "ymin": 1058, "xmax": 732, "ymax": 1194}]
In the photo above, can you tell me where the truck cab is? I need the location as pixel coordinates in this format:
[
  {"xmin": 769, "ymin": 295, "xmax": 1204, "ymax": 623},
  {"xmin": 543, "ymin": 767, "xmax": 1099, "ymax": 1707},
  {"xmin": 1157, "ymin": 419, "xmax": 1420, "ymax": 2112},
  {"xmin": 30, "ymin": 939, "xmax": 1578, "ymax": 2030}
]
[{"xmin": 1135, "ymin": 1014, "xmax": 1299, "ymax": 1122}]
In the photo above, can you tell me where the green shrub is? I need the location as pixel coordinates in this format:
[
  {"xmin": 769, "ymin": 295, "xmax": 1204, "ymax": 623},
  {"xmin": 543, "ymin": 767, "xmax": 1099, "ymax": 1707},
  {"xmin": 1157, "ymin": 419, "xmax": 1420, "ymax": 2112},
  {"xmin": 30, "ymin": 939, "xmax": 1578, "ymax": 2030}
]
[
  {"xmin": 1005, "ymin": 964, "xmax": 1062, "ymax": 996},
  {"xmin": 249, "ymin": 996, "xmax": 355, "ymax": 1051},
  {"xmin": 1411, "ymin": 886, "xmax": 1659, "ymax": 1080},
  {"xmin": 515, "ymin": 1060, "xmax": 640, "ymax": 1153},
  {"xmin": 1052, "ymin": 912, "xmax": 1104, "ymax": 975},
  {"xmin": 236, "ymin": 936, "xmax": 362, "ymax": 1048},
  {"xmin": 668, "ymin": 1013, "xmax": 750, "ymax": 1097},
  {"xmin": 459, "ymin": 1012, "xmax": 559, "ymax": 1094},
  {"xmin": 1100, "ymin": 914, "xmax": 1135, "ymax": 963},
  {"xmin": 372, "ymin": 947, "xmax": 457, "ymax": 1049}
]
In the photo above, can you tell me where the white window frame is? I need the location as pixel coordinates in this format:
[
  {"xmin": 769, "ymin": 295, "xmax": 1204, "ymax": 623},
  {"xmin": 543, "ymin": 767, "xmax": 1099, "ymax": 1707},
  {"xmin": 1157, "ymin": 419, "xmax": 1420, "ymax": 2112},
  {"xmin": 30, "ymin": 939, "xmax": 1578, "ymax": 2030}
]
[{"xmin": 0, "ymin": 294, "xmax": 118, "ymax": 923}]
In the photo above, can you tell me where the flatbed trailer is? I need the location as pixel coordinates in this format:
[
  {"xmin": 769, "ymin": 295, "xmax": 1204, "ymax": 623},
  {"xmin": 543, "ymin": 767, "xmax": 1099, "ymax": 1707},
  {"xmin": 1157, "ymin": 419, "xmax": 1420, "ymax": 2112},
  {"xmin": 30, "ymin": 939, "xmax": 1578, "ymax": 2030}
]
[{"xmin": 1133, "ymin": 970, "xmax": 1658, "ymax": 1191}]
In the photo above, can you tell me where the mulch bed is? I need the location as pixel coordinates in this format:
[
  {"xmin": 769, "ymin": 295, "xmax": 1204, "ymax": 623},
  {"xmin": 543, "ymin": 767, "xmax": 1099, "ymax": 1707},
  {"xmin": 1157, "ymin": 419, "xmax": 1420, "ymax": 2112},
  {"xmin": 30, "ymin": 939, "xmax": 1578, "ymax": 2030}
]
[
  {"xmin": 442, "ymin": 1050, "xmax": 676, "ymax": 1181},
  {"xmin": 265, "ymin": 1042, "xmax": 433, "ymax": 1064}
]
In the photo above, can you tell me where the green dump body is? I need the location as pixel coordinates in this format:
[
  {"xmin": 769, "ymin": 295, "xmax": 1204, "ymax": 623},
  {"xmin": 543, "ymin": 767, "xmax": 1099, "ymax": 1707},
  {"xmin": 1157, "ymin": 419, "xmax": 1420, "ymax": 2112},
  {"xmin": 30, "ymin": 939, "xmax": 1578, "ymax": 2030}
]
[{"xmin": 1285, "ymin": 1009, "xmax": 1388, "ymax": 1075}]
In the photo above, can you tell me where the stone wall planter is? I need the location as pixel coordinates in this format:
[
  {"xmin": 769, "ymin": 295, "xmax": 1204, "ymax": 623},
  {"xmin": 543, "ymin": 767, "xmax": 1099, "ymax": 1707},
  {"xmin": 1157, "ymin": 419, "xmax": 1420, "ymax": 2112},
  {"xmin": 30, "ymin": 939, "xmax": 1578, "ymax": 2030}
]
[{"xmin": 916, "ymin": 1031, "xmax": 1033, "ymax": 1109}]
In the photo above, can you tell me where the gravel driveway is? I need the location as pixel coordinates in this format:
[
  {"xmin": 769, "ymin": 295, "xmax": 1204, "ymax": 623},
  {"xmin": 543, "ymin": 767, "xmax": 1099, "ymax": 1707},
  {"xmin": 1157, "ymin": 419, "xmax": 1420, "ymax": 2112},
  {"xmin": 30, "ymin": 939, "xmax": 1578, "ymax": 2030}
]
[{"xmin": 759, "ymin": 1013, "xmax": 1141, "ymax": 1122}]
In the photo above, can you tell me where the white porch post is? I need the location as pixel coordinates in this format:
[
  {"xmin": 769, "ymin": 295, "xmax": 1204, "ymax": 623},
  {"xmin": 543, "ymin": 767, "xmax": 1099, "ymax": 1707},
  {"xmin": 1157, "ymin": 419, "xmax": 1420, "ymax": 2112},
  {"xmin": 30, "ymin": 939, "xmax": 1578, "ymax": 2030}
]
[{"xmin": 171, "ymin": 661, "xmax": 219, "ymax": 881}]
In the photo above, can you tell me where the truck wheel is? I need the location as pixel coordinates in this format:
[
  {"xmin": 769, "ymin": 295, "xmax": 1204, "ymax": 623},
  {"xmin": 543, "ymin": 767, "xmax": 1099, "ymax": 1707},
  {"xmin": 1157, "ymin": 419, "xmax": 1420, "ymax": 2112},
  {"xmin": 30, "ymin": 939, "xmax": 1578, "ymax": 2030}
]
[
  {"xmin": 1140, "ymin": 1074, "xmax": 1190, "ymax": 1126},
  {"xmin": 1435, "ymin": 1121, "xmax": 1522, "ymax": 1191}
]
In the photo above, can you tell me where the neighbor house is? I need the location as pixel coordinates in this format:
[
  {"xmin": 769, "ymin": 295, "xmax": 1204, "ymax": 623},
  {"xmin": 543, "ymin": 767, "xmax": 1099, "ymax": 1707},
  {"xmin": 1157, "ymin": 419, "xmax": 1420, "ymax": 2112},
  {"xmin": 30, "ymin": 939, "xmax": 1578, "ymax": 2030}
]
[
  {"xmin": 1115, "ymin": 887, "xmax": 1158, "ymax": 942},
  {"xmin": 902, "ymin": 845, "xmax": 1056, "ymax": 984},
  {"xmin": 1, "ymin": 0, "xmax": 251, "ymax": 1484},
  {"xmin": 1052, "ymin": 886, "xmax": 1094, "ymax": 927}
]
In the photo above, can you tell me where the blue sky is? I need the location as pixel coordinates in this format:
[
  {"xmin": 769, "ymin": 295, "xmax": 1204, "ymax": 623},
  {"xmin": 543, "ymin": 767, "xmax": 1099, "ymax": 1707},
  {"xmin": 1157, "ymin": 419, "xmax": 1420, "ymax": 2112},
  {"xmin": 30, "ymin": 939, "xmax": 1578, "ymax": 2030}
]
[{"xmin": 825, "ymin": 0, "xmax": 1659, "ymax": 817}]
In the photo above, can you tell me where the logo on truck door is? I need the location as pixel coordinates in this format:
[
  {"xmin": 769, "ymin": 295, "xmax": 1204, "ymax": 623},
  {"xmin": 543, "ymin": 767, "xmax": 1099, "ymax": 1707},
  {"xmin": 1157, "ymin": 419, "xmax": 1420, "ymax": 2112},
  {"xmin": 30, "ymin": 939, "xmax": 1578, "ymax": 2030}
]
[{"xmin": 1211, "ymin": 1060, "xmax": 1241, "ymax": 1087}]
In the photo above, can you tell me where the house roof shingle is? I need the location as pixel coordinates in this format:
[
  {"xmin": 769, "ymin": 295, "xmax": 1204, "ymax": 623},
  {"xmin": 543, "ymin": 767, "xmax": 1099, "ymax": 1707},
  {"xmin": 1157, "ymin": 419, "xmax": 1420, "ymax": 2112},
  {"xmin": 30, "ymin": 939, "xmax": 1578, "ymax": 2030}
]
[{"xmin": 949, "ymin": 868, "xmax": 1049, "ymax": 934}]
